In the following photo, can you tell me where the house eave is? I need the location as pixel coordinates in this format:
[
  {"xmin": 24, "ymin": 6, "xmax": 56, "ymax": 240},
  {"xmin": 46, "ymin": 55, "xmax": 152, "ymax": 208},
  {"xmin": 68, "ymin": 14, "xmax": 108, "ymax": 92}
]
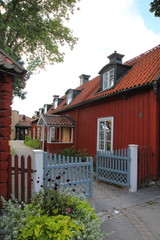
[{"xmin": 55, "ymin": 82, "xmax": 153, "ymax": 114}]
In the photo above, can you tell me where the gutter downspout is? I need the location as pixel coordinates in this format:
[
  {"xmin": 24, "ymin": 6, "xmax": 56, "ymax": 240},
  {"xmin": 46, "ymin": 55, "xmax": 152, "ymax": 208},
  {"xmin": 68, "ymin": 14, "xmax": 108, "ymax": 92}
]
[{"xmin": 152, "ymin": 74, "xmax": 160, "ymax": 101}]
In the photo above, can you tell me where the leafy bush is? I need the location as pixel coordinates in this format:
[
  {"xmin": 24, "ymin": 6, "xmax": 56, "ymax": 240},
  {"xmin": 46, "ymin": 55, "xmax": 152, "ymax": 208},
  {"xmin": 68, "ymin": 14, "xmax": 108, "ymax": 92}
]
[
  {"xmin": 24, "ymin": 136, "xmax": 40, "ymax": 149},
  {"xmin": 0, "ymin": 198, "xmax": 33, "ymax": 240},
  {"xmin": 60, "ymin": 146, "xmax": 89, "ymax": 161},
  {"xmin": 0, "ymin": 189, "xmax": 106, "ymax": 239},
  {"xmin": 19, "ymin": 215, "xmax": 82, "ymax": 240}
]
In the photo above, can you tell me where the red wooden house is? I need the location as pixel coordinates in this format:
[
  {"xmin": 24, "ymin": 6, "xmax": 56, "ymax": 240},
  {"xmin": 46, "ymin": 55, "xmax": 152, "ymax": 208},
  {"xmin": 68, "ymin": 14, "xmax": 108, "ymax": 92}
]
[
  {"xmin": 0, "ymin": 49, "xmax": 26, "ymax": 201},
  {"xmin": 36, "ymin": 45, "xmax": 160, "ymax": 181}
]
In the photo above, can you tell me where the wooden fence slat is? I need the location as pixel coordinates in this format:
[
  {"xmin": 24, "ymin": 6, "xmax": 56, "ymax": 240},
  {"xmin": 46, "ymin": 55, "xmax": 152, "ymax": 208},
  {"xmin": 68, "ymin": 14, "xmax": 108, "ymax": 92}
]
[
  {"xmin": 7, "ymin": 154, "xmax": 12, "ymax": 200},
  {"xmin": 138, "ymin": 146, "xmax": 153, "ymax": 187},
  {"xmin": 21, "ymin": 155, "xmax": 25, "ymax": 202},
  {"xmin": 14, "ymin": 155, "xmax": 19, "ymax": 200},
  {"xmin": 27, "ymin": 155, "xmax": 32, "ymax": 203}
]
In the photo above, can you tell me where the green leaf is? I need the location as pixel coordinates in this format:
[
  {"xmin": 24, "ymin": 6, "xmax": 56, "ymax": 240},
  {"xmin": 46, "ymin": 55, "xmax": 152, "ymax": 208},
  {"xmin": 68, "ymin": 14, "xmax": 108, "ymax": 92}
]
[{"xmin": 0, "ymin": 0, "xmax": 79, "ymax": 98}]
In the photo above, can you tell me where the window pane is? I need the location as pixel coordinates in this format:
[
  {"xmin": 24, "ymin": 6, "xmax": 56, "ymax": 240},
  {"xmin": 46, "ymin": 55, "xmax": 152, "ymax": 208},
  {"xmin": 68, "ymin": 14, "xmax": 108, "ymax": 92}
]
[
  {"xmin": 67, "ymin": 92, "xmax": 72, "ymax": 105},
  {"xmin": 106, "ymin": 131, "xmax": 111, "ymax": 141},
  {"xmin": 103, "ymin": 72, "xmax": 108, "ymax": 89},
  {"xmin": 110, "ymin": 77, "xmax": 114, "ymax": 87},
  {"xmin": 54, "ymin": 100, "xmax": 58, "ymax": 109},
  {"xmin": 51, "ymin": 127, "xmax": 55, "ymax": 141},
  {"xmin": 99, "ymin": 141, "xmax": 104, "ymax": 150},
  {"xmin": 99, "ymin": 121, "xmax": 105, "ymax": 130},
  {"xmin": 105, "ymin": 142, "xmax": 111, "ymax": 151},
  {"xmin": 99, "ymin": 130, "xmax": 104, "ymax": 140},
  {"xmin": 109, "ymin": 69, "xmax": 114, "ymax": 87},
  {"xmin": 103, "ymin": 69, "xmax": 114, "ymax": 90}
]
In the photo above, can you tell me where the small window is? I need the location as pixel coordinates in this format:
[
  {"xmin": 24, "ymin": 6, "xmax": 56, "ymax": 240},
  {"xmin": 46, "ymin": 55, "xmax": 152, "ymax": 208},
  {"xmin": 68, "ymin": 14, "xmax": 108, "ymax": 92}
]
[
  {"xmin": 54, "ymin": 99, "xmax": 58, "ymax": 109},
  {"xmin": 37, "ymin": 128, "xmax": 40, "ymax": 138},
  {"xmin": 66, "ymin": 91, "xmax": 73, "ymax": 105},
  {"xmin": 44, "ymin": 105, "xmax": 47, "ymax": 114},
  {"xmin": 50, "ymin": 127, "xmax": 55, "ymax": 142},
  {"xmin": 103, "ymin": 69, "xmax": 114, "ymax": 90}
]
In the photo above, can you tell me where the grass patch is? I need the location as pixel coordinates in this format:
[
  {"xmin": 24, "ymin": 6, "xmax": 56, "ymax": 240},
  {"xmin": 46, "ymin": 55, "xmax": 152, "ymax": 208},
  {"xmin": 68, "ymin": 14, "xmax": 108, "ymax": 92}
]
[{"xmin": 24, "ymin": 136, "xmax": 40, "ymax": 149}]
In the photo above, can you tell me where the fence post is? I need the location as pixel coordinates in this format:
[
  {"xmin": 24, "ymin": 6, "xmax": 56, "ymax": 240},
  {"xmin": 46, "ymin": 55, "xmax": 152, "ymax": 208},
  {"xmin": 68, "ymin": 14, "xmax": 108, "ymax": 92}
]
[
  {"xmin": 33, "ymin": 150, "xmax": 44, "ymax": 193},
  {"xmin": 128, "ymin": 144, "xmax": 138, "ymax": 192}
]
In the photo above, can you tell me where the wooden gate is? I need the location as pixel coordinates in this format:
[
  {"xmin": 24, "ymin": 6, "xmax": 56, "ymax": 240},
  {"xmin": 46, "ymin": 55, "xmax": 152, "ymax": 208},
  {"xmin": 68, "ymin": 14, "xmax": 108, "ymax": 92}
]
[
  {"xmin": 96, "ymin": 148, "xmax": 131, "ymax": 187},
  {"xmin": 43, "ymin": 153, "xmax": 93, "ymax": 198},
  {"xmin": 8, "ymin": 154, "xmax": 33, "ymax": 203},
  {"xmin": 138, "ymin": 146, "xmax": 154, "ymax": 187}
]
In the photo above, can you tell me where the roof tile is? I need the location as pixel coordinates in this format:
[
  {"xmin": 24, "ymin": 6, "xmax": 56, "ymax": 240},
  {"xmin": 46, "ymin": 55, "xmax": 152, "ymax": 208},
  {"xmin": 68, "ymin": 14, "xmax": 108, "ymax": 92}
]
[
  {"xmin": 48, "ymin": 45, "xmax": 160, "ymax": 114},
  {"xmin": 41, "ymin": 114, "xmax": 75, "ymax": 127}
]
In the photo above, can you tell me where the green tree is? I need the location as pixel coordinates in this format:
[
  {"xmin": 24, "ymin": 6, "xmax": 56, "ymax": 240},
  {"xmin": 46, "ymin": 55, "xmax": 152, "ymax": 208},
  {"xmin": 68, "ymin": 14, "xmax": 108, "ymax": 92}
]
[
  {"xmin": 0, "ymin": 0, "xmax": 79, "ymax": 98},
  {"xmin": 150, "ymin": 0, "xmax": 160, "ymax": 17}
]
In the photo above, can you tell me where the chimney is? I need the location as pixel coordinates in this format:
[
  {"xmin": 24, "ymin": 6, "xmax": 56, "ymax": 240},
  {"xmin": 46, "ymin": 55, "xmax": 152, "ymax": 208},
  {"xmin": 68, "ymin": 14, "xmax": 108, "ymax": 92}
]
[
  {"xmin": 108, "ymin": 51, "xmax": 124, "ymax": 64},
  {"xmin": 79, "ymin": 74, "xmax": 90, "ymax": 86}
]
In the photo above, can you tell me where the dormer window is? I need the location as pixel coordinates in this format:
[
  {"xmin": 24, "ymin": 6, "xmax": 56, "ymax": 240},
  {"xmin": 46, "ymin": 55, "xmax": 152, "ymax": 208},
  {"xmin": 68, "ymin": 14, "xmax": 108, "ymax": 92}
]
[
  {"xmin": 53, "ymin": 95, "xmax": 63, "ymax": 109},
  {"xmin": 98, "ymin": 51, "xmax": 131, "ymax": 93},
  {"xmin": 44, "ymin": 105, "xmax": 48, "ymax": 114},
  {"xmin": 103, "ymin": 68, "xmax": 114, "ymax": 90},
  {"xmin": 66, "ymin": 91, "xmax": 73, "ymax": 105},
  {"xmin": 65, "ymin": 88, "xmax": 81, "ymax": 105},
  {"xmin": 54, "ymin": 99, "xmax": 58, "ymax": 109}
]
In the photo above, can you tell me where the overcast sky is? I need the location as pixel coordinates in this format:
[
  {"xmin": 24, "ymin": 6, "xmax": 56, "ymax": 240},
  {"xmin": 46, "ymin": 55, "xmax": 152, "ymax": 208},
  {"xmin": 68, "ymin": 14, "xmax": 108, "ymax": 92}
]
[{"xmin": 12, "ymin": 0, "xmax": 160, "ymax": 117}]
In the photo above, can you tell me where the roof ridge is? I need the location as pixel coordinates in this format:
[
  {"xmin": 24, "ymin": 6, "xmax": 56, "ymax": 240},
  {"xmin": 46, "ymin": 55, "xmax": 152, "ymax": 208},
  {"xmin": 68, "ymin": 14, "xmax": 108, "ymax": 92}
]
[{"xmin": 125, "ymin": 44, "xmax": 160, "ymax": 65}]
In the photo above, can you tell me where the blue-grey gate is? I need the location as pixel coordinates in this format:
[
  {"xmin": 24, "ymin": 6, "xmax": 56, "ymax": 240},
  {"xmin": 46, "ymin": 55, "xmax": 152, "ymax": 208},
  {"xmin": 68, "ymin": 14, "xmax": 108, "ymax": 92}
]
[
  {"xmin": 96, "ymin": 148, "xmax": 131, "ymax": 187},
  {"xmin": 43, "ymin": 152, "xmax": 93, "ymax": 197}
]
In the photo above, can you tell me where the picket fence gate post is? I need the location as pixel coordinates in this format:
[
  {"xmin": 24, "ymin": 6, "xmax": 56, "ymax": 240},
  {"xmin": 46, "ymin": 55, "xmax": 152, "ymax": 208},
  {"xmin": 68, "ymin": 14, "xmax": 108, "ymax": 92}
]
[
  {"xmin": 129, "ymin": 144, "xmax": 138, "ymax": 192},
  {"xmin": 33, "ymin": 150, "xmax": 44, "ymax": 192}
]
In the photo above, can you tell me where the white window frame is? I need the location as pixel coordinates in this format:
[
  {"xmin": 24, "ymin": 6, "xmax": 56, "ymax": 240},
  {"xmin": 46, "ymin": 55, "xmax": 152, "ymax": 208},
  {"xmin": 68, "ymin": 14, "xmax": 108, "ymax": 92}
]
[
  {"xmin": 47, "ymin": 127, "xmax": 55, "ymax": 143},
  {"xmin": 54, "ymin": 99, "xmax": 58, "ymax": 109},
  {"xmin": 66, "ymin": 91, "xmax": 73, "ymax": 105},
  {"xmin": 37, "ymin": 128, "xmax": 40, "ymax": 138},
  {"xmin": 44, "ymin": 105, "xmax": 47, "ymax": 114},
  {"xmin": 103, "ymin": 68, "xmax": 114, "ymax": 90},
  {"xmin": 41, "ymin": 126, "xmax": 45, "ymax": 141},
  {"xmin": 97, "ymin": 117, "xmax": 114, "ymax": 151}
]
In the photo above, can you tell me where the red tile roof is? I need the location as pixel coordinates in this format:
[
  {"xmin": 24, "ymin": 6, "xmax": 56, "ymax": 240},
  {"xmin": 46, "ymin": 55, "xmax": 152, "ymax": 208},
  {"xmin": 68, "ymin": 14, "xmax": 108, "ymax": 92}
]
[
  {"xmin": 0, "ymin": 49, "xmax": 26, "ymax": 77},
  {"xmin": 48, "ymin": 45, "xmax": 160, "ymax": 114},
  {"xmin": 16, "ymin": 115, "xmax": 32, "ymax": 127},
  {"xmin": 38, "ymin": 114, "xmax": 75, "ymax": 127},
  {"xmin": 16, "ymin": 121, "xmax": 31, "ymax": 127}
]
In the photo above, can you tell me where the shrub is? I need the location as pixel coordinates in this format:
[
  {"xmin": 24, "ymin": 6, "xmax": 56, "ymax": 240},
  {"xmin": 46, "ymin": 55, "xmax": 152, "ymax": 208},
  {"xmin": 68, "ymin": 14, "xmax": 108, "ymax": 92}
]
[
  {"xmin": 24, "ymin": 136, "xmax": 40, "ymax": 149},
  {"xmin": 0, "ymin": 198, "xmax": 33, "ymax": 240},
  {"xmin": 19, "ymin": 215, "xmax": 82, "ymax": 240},
  {"xmin": 60, "ymin": 146, "xmax": 89, "ymax": 161},
  {"xmin": 0, "ymin": 189, "xmax": 106, "ymax": 240}
]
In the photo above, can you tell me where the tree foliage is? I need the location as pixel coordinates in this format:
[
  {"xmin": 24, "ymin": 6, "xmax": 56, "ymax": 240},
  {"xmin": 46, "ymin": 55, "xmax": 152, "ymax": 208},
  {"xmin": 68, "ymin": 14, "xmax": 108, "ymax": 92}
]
[
  {"xmin": 150, "ymin": 0, "xmax": 160, "ymax": 17},
  {"xmin": 0, "ymin": 0, "xmax": 79, "ymax": 98}
]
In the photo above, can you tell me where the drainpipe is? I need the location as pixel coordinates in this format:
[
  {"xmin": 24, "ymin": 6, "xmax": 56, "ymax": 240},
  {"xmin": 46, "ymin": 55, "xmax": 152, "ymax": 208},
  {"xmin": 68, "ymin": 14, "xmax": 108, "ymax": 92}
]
[{"xmin": 152, "ymin": 74, "xmax": 160, "ymax": 101}]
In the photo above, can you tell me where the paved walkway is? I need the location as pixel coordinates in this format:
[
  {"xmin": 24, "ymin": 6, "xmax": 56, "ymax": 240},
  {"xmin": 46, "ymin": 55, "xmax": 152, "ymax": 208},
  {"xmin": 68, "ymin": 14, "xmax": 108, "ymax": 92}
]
[
  {"xmin": 89, "ymin": 179, "xmax": 160, "ymax": 240},
  {"xmin": 9, "ymin": 140, "xmax": 34, "ymax": 159}
]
